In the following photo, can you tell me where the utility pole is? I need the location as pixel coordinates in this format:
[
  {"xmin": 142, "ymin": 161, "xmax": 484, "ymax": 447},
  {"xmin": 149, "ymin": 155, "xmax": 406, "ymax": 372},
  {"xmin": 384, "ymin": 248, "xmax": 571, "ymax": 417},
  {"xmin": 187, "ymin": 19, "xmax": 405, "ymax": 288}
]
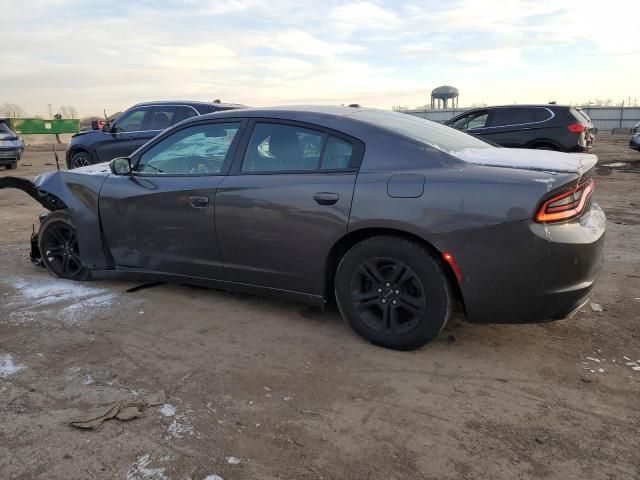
[{"xmin": 47, "ymin": 104, "xmax": 52, "ymax": 119}]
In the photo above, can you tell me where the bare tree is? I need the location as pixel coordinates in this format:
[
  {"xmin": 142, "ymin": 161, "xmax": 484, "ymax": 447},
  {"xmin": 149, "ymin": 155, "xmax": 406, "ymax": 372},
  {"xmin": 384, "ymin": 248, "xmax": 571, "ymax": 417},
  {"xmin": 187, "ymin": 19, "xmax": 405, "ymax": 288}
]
[
  {"xmin": 59, "ymin": 105, "xmax": 78, "ymax": 119},
  {"xmin": 0, "ymin": 102, "xmax": 27, "ymax": 118}
]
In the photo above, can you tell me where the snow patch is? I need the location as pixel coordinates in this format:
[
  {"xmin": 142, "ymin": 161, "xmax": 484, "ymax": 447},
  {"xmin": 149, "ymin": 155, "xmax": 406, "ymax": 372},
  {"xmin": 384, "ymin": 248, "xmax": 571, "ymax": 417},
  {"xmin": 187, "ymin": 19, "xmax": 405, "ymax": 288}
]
[
  {"xmin": 0, "ymin": 354, "xmax": 26, "ymax": 377},
  {"xmin": 453, "ymin": 147, "xmax": 597, "ymax": 175},
  {"xmin": 603, "ymin": 162, "xmax": 627, "ymax": 168},
  {"xmin": 204, "ymin": 475, "xmax": 224, "ymax": 480},
  {"xmin": 159, "ymin": 403, "xmax": 176, "ymax": 417},
  {"xmin": 227, "ymin": 456, "xmax": 241, "ymax": 465},
  {"xmin": 2, "ymin": 277, "xmax": 116, "ymax": 325},
  {"xmin": 126, "ymin": 454, "xmax": 167, "ymax": 480}
]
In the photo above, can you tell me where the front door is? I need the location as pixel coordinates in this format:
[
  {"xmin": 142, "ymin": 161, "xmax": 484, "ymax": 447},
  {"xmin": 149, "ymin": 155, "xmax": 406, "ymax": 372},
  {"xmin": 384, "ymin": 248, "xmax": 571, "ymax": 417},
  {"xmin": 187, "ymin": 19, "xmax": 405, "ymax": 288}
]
[
  {"xmin": 99, "ymin": 120, "xmax": 244, "ymax": 279},
  {"xmin": 215, "ymin": 120, "xmax": 362, "ymax": 295},
  {"xmin": 98, "ymin": 106, "xmax": 154, "ymax": 162}
]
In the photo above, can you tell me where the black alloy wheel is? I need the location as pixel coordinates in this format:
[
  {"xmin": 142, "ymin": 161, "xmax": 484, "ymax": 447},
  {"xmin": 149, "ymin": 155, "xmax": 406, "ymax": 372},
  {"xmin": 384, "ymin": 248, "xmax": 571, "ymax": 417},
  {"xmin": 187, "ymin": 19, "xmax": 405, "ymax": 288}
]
[
  {"xmin": 38, "ymin": 211, "xmax": 89, "ymax": 280},
  {"xmin": 335, "ymin": 236, "xmax": 452, "ymax": 350},
  {"xmin": 70, "ymin": 152, "xmax": 92, "ymax": 169},
  {"xmin": 350, "ymin": 258, "xmax": 426, "ymax": 335}
]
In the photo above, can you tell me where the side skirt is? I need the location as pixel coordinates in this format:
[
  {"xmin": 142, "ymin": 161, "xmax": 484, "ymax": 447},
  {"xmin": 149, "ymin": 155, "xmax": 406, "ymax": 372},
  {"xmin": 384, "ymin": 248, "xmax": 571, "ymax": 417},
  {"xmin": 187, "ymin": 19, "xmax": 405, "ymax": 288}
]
[{"xmin": 90, "ymin": 268, "xmax": 327, "ymax": 308}]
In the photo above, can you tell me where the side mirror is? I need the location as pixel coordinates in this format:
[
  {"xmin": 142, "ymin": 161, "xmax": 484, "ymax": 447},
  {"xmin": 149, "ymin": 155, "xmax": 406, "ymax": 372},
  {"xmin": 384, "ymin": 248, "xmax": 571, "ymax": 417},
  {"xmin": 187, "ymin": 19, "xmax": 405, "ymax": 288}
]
[{"xmin": 110, "ymin": 157, "xmax": 131, "ymax": 175}]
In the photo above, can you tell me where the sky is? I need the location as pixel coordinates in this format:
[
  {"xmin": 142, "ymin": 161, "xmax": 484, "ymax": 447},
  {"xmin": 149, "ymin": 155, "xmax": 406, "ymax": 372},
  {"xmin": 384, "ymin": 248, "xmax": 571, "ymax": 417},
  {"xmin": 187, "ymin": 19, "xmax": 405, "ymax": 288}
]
[{"xmin": 0, "ymin": 0, "xmax": 638, "ymax": 117}]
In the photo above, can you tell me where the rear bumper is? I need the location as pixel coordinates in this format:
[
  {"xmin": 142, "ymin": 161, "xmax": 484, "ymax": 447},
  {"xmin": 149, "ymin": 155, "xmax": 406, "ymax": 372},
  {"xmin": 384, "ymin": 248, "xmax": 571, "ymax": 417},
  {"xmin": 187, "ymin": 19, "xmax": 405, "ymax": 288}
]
[{"xmin": 432, "ymin": 203, "xmax": 606, "ymax": 324}]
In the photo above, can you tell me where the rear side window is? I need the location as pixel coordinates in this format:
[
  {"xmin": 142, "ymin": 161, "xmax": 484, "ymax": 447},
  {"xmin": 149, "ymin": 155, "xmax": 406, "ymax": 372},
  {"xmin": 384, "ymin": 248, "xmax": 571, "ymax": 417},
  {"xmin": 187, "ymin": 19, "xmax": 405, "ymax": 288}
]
[
  {"xmin": 148, "ymin": 106, "xmax": 177, "ymax": 131},
  {"xmin": 321, "ymin": 136, "xmax": 353, "ymax": 170},
  {"xmin": 491, "ymin": 108, "xmax": 536, "ymax": 126},
  {"xmin": 243, "ymin": 123, "xmax": 324, "ymax": 172},
  {"xmin": 571, "ymin": 108, "xmax": 592, "ymax": 124},
  {"xmin": 173, "ymin": 106, "xmax": 199, "ymax": 125},
  {"xmin": 242, "ymin": 123, "xmax": 356, "ymax": 173}
]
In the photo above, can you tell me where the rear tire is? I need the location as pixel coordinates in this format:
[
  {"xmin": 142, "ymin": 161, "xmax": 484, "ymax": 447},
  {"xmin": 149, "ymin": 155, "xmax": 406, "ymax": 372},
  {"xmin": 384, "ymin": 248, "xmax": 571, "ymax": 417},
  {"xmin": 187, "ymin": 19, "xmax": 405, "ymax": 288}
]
[
  {"xmin": 334, "ymin": 236, "xmax": 452, "ymax": 350},
  {"xmin": 38, "ymin": 211, "xmax": 90, "ymax": 281},
  {"xmin": 69, "ymin": 151, "xmax": 93, "ymax": 169},
  {"xmin": 534, "ymin": 144, "xmax": 559, "ymax": 151}
]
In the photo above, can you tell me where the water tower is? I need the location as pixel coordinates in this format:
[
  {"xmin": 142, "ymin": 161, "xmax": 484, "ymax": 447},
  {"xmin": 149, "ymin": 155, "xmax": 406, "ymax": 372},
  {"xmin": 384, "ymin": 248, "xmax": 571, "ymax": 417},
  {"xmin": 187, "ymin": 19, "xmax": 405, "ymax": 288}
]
[{"xmin": 431, "ymin": 85, "xmax": 459, "ymax": 109}]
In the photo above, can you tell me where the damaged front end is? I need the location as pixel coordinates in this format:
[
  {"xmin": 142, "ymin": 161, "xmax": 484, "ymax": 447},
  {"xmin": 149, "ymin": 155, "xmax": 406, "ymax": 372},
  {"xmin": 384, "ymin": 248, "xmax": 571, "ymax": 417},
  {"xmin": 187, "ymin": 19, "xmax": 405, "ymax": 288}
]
[
  {"xmin": 0, "ymin": 164, "xmax": 112, "ymax": 271},
  {"xmin": 0, "ymin": 176, "xmax": 68, "ymax": 266},
  {"xmin": 0, "ymin": 176, "xmax": 67, "ymax": 211}
]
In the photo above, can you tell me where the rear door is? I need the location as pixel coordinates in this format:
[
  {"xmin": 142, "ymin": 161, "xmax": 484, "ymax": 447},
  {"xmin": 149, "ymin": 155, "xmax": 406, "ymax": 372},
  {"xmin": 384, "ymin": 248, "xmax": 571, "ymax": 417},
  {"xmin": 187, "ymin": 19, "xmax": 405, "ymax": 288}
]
[
  {"xmin": 99, "ymin": 120, "xmax": 244, "ymax": 279},
  {"xmin": 215, "ymin": 120, "xmax": 363, "ymax": 295},
  {"xmin": 483, "ymin": 107, "xmax": 539, "ymax": 147}
]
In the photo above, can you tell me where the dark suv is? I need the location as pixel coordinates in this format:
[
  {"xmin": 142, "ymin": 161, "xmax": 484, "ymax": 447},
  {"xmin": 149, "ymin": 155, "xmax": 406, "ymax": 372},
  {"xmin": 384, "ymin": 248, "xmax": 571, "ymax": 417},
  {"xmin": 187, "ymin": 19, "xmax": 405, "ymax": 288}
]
[
  {"xmin": 445, "ymin": 105, "xmax": 595, "ymax": 152},
  {"xmin": 66, "ymin": 100, "xmax": 245, "ymax": 168}
]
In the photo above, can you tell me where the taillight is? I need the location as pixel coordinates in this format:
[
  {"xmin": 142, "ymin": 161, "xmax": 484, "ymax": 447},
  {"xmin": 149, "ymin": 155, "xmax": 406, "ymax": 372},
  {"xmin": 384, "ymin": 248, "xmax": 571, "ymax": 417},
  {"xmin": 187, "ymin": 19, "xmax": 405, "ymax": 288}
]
[
  {"xmin": 535, "ymin": 178, "xmax": 594, "ymax": 223},
  {"xmin": 568, "ymin": 123, "xmax": 586, "ymax": 133}
]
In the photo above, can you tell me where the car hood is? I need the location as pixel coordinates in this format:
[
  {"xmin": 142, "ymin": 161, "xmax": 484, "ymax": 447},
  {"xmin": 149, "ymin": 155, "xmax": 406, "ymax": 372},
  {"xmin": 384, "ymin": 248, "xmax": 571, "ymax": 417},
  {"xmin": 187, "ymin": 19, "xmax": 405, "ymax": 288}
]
[
  {"xmin": 67, "ymin": 161, "xmax": 112, "ymax": 176},
  {"xmin": 452, "ymin": 148, "xmax": 597, "ymax": 176},
  {"xmin": 72, "ymin": 129, "xmax": 100, "ymax": 138}
]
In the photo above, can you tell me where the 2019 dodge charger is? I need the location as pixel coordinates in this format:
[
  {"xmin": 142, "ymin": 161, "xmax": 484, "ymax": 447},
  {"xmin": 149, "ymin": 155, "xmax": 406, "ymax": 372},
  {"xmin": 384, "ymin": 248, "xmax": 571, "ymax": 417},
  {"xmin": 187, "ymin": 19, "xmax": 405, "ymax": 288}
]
[{"xmin": 1, "ymin": 106, "xmax": 605, "ymax": 350}]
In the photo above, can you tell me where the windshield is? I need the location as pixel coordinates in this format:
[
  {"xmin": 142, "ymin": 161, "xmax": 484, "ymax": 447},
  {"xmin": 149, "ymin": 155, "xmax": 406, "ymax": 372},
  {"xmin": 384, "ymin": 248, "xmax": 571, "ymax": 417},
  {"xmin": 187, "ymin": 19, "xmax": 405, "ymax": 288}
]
[
  {"xmin": 0, "ymin": 122, "xmax": 12, "ymax": 134},
  {"xmin": 571, "ymin": 108, "xmax": 592, "ymax": 124},
  {"xmin": 352, "ymin": 109, "xmax": 492, "ymax": 153}
]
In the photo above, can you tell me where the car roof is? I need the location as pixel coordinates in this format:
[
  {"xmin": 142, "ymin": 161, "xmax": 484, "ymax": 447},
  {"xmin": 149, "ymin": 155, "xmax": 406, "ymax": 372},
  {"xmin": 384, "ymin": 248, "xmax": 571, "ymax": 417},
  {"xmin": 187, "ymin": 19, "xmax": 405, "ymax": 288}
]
[
  {"xmin": 131, "ymin": 100, "xmax": 246, "ymax": 109},
  {"xmin": 196, "ymin": 105, "xmax": 378, "ymax": 121},
  {"xmin": 466, "ymin": 104, "xmax": 573, "ymax": 110}
]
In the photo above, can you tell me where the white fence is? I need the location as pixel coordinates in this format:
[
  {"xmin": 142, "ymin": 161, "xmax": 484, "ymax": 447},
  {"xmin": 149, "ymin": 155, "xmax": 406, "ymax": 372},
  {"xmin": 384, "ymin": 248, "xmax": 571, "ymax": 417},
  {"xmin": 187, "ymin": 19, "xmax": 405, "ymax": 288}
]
[{"xmin": 401, "ymin": 106, "xmax": 640, "ymax": 131}]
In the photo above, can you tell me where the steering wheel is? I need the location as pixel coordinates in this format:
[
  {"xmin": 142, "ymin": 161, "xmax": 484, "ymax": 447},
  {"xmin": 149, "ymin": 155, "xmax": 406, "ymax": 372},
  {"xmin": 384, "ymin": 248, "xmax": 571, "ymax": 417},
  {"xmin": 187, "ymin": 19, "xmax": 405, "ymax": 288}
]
[{"xmin": 183, "ymin": 156, "xmax": 216, "ymax": 174}]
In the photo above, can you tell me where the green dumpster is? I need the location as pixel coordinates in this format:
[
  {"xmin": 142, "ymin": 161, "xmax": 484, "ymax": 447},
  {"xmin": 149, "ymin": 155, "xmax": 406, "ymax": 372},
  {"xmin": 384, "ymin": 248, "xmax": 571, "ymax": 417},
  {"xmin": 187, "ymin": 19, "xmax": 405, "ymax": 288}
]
[{"xmin": 9, "ymin": 118, "xmax": 80, "ymax": 135}]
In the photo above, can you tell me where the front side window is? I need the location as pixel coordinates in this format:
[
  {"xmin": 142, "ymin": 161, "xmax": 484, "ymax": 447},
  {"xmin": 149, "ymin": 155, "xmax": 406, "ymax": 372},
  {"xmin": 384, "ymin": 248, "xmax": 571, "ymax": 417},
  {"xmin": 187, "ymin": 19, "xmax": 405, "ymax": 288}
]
[
  {"xmin": 114, "ymin": 108, "xmax": 148, "ymax": 132},
  {"xmin": 466, "ymin": 113, "xmax": 488, "ymax": 129},
  {"xmin": 137, "ymin": 122, "xmax": 240, "ymax": 175},
  {"xmin": 451, "ymin": 111, "xmax": 487, "ymax": 130},
  {"xmin": 243, "ymin": 123, "xmax": 324, "ymax": 172}
]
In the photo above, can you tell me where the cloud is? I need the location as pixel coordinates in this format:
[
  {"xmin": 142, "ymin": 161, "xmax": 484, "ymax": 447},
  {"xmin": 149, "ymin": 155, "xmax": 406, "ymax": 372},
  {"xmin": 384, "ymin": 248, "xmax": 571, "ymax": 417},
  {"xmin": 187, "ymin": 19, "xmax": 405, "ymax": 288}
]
[{"xmin": 0, "ymin": 0, "xmax": 637, "ymax": 116}]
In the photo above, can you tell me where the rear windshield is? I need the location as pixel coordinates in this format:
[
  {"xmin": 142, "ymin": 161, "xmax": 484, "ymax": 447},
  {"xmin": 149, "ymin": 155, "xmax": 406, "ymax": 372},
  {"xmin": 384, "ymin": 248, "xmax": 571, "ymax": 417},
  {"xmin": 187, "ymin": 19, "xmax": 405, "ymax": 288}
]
[
  {"xmin": 352, "ymin": 109, "xmax": 492, "ymax": 153},
  {"xmin": 571, "ymin": 108, "xmax": 592, "ymax": 124}
]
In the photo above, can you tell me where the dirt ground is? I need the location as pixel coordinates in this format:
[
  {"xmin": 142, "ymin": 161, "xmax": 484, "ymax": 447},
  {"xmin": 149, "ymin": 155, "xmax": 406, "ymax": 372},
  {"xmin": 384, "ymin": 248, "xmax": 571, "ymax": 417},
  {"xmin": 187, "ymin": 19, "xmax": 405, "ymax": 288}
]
[{"xmin": 1, "ymin": 137, "xmax": 639, "ymax": 480}]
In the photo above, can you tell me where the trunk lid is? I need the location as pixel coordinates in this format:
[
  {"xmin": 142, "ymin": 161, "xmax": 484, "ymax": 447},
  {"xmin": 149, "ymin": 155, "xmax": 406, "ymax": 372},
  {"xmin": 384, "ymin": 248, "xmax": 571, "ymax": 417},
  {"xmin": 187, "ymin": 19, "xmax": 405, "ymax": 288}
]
[{"xmin": 452, "ymin": 147, "xmax": 597, "ymax": 176}]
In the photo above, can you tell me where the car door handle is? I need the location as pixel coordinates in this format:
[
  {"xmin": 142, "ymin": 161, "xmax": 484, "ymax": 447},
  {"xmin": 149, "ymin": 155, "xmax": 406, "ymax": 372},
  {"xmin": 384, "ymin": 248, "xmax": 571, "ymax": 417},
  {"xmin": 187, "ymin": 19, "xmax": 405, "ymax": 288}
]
[
  {"xmin": 313, "ymin": 192, "xmax": 339, "ymax": 206},
  {"xmin": 189, "ymin": 196, "xmax": 209, "ymax": 208}
]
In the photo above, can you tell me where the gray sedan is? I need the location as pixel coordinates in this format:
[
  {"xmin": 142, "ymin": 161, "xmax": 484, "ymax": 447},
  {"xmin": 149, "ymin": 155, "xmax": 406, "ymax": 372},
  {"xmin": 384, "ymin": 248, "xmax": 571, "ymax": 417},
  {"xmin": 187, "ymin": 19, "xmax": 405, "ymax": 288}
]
[{"xmin": 1, "ymin": 106, "xmax": 605, "ymax": 350}]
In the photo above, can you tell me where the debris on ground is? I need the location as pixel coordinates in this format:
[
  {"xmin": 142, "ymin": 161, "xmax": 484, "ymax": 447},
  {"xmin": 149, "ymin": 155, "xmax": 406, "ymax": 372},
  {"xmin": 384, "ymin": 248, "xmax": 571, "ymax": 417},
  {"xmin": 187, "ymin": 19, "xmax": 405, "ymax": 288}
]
[
  {"xmin": 69, "ymin": 391, "xmax": 165, "ymax": 429},
  {"xmin": 125, "ymin": 281, "xmax": 166, "ymax": 293},
  {"xmin": 590, "ymin": 302, "xmax": 604, "ymax": 312},
  {"xmin": 623, "ymin": 356, "xmax": 640, "ymax": 371},
  {"xmin": 227, "ymin": 456, "xmax": 241, "ymax": 465},
  {"xmin": 159, "ymin": 403, "xmax": 176, "ymax": 417},
  {"xmin": 0, "ymin": 353, "xmax": 26, "ymax": 377},
  {"xmin": 126, "ymin": 454, "xmax": 167, "ymax": 480}
]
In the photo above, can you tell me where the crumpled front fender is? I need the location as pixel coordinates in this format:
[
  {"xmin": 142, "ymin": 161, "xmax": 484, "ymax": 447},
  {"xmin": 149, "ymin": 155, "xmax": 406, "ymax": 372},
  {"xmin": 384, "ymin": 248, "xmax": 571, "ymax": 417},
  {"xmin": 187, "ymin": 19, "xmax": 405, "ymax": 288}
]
[{"xmin": 1, "ymin": 170, "xmax": 112, "ymax": 270}]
